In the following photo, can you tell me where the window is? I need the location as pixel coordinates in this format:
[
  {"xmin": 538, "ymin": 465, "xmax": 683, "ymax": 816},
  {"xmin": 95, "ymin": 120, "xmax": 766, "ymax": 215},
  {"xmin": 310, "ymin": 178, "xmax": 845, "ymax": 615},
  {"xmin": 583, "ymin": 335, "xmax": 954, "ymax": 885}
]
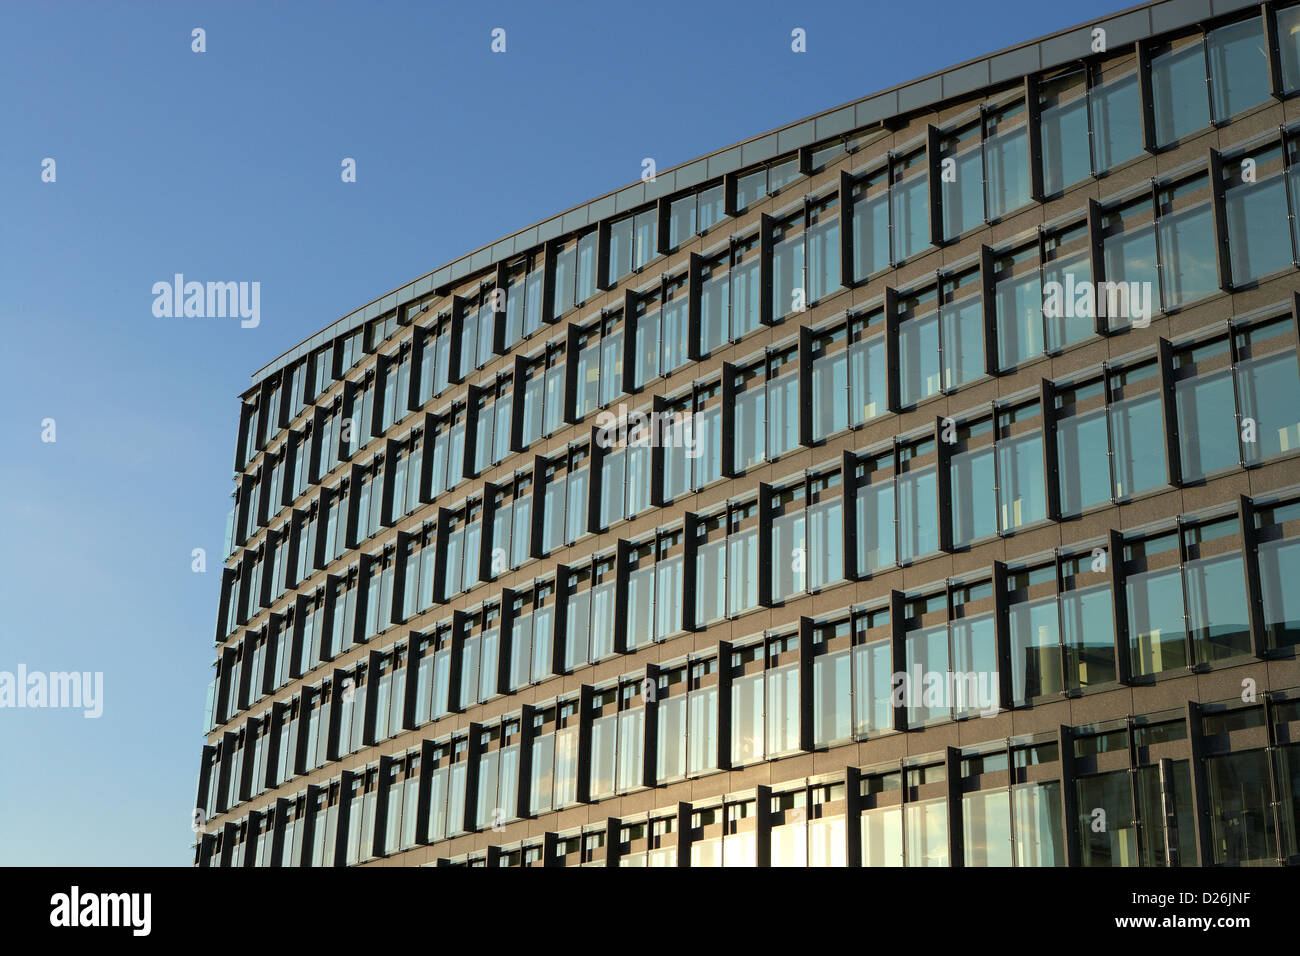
[
  {"xmin": 1205, "ymin": 746, "xmax": 1278, "ymax": 865},
  {"xmin": 560, "ymin": 556, "xmax": 616, "ymax": 670},
  {"xmin": 487, "ymin": 475, "xmax": 532, "ymax": 578},
  {"xmin": 528, "ymin": 701, "xmax": 580, "ymax": 814},
  {"xmin": 457, "ymin": 604, "xmax": 501, "ymax": 710},
  {"xmin": 518, "ymin": 342, "xmax": 565, "ymax": 449},
  {"xmin": 1235, "ymin": 316, "xmax": 1300, "ymax": 468},
  {"xmin": 1123, "ymin": 517, "xmax": 1251, "ymax": 676},
  {"xmin": 656, "ymin": 658, "xmax": 719, "ymax": 782},
  {"xmin": 1157, "ymin": 173, "xmax": 1218, "ymax": 311},
  {"xmin": 423, "ymin": 738, "xmax": 470, "ymax": 843},
  {"xmin": 505, "ymin": 583, "xmax": 555, "ymax": 689},
  {"xmin": 1224, "ymin": 142, "xmax": 1295, "ymax": 286},
  {"xmin": 1149, "ymin": 34, "xmax": 1211, "ymax": 148},
  {"xmin": 851, "ymin": 146, "xmax": 930, "ymax": 276},
  {"xmin": 625, "ymin": 532, "xmax": 685, "ymax": 650},
  {"xmin": 1008, "ymin": 553, "xmax": 1115, "ymax": 704},
  {"xmin": 732, "ymin": 345, "xmax": 799, "ymax": 471},
  {"xmin": 595, "ymin": 408, "xmax": 654, "ymax": 526},
  {"xmin": 940, "ymin": 98, "xmax": 1030, "ymax": 236},
  {"xmin": 734, "ymin": 156, "xmax": 801, "ymax": 212},
  {"xmin": 811, "ymin": 607, "xmax": 893, "ymax": 747},
  {"xmin": 902, "ymin": 581, "xmax": 999, "ymax": 726},
  {"xmin": 770, "ymin": 473, "xmax": 844, "ymax": 602},
  {"xmin": 607, "ymin": 207, "xmax": 658, "ymax": 284},
  {"xmin": 1280, "ymin": 3, "xmax": 1300, "ymax": 93},
  {"xmin": 895, "ymin": 285, "xmax": 941, "ymax": 405},
  {"xmin": 498, "ymin": 256, "xmax": 543, "ymax": 352},
  {"xmin": 729, "ymin": 634, "xmax": 801, "ymax": 766},
  {"xmin": 809, "ymin": 310, "xmax": 892, "ymax": 438},
  {"xmin": 379, "ymin": 346, "xmax": 412, "ymax": 434},
  {"xmin": 667, "ymin": 181, "xmax": 725, "ymax": 249},
  {"xmin": 852, "ymin": 437, "xmax": 939, "ymax": 572},
  {"xmin": 632, "ymin": 274, "xmax": 688, "ymax": 388},
  {"xmin": 572, "ymin": 322, "xmax": 602, "ymax": 421},
  {"xmin": 694, "ymin": 501, "xmax": 761, "ymax": 625},
  {"xmin": 539, "ymin": 445, "xmax": 589, "ymax": 555},
  {"xmin": 1105, "ymin": 359, "xmax": 1169, "ymax": 500},
  {"xmin": 993, "ymin": 243, "xmax": 1042, "ymax": 370},
  {"xmin": 550, "ymin": 230, "xmax": 598, "ymax": 320},
  {"xmin": 850, "ymin": 166, "xmax": 891, "ymax": 280},
  {"xmin": 468, "ymin": 376, "xmax": 512, "ymax": 475},
  {"xmin": 1206, "ymin": 15, "xmax": 1271, "ymax": 123},
  {"xmin": 475, "ymin": 721, "xmax": 521, "ymax": 830},
  {"xmin": 1038, "ymin": 67, "xmax": 1091, "ymax": 195},
  {"xmin": 1255, "ymin": 498, "xmax": 1300, "ymax": 651},
  {"xmin": 588, "ymin": 682, "xmax": 647, "ymax": 800}
]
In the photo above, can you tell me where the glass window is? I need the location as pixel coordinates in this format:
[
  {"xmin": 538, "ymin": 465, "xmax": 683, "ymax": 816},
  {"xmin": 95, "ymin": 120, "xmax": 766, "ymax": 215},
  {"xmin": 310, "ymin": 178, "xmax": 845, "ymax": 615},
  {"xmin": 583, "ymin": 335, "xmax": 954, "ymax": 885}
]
[
  {"xmin": 1055, "ymin": 379, "xmax": 1111, "ymax": 517},
  {"xmin": 1157, "ymin": 174, "xmax": 1218, "ymax": 310},
  {"xmin": 860, "ymin": 805, "xmax": 903, "ymax": 867},
  {"xmin": 1206, "ymin": 748, "xmax": 1278, "ymax": 865},
  {"xmin": 772, "ymin": 213, "xmax": 805, "ymax": 322},
  {"xmin": 1281, "ymin": 3, "xmax": 1300, "ymax": 93},
  {"xmin": 852, "ymin": 167, "xmax": 890, "ymax": 280},
  {"xmin": 849, "ymin": 314, "xmax": 888, "ymax": 426},
  {"xmin": 1185, "ymin": 548, "xmax": 1251, "ymax": 664},
  {"xmin": 1090, "ymin": 63, "xmax": 1143, "ymax": 173},
  {"xmin": 983, "ymin": 100, "xmax": 1030, "ymax": 220},
  {"xmin": 905, "ymin": 798, "xmax": 949, "ymax": 867},
  {"xmin": 1077, "ymin": 769, "xmax": 1137, "ymax": 866},
  {"xmin": 897, "ymin": 289, "xmax": 941, "ymax": 407},
  {"xmin": 996, "ymin": 413, "xmax": 1046, "ymax": 533},
  {"xmin": 1225, "ymin": 144, "xmax": 1294, "ymax": 285},
  {"xmin": 1257, "ymin": 500, "xmax": 1300, "ymax": 651},
  {"xmin": 1150, "ymin": 35, "xmax": 1211, "ymax": 148},
  {"xmin": 941, "ymin": 121, "xmax": 984, "ymax": 240},
  {"xmin": 891, "ymin": 148, "xmax": 930, "ymax": 262},
  {"xmin": 1174, "ymin": 339, "xmax": 1238, "ymax": 482},
  {"xmin": 994, "ymin": 244, "xmax": 1042, "ymax": 370},
  {"xmin": 1042, "ymin": 221, "xmax": 1094, "ymax": 352},
  {"xmin": 1207, "ymin": 16, "xmax": 1270, "ymax": 122},
  {"xmin": 1125, "ymin": 535, "xmax": 1188, "ymax": 677},
  {"xmin": 963, "ymin": 789, "xmax": 1012, "ymax": 866},
  {"xmin": 1109, "ymin": 364, "xmax": 1168, "ymax": 499},
  {"xmin": 807, "ymin": 195, "xmax": 841, "ymax": 304},
  {"xmin": 1040, "ymin": 69, "xmax": 1091, "ymax": 195},
  {"xmin": 812, "ymin": 644, "xmax": 851, "ymax": 748},
  {"xmin": 950, "ymin": 421, "xmax": 996, "ymax": 549},
  {"xmin": 1237, "ymin": 331, "xmax": 1300, "ymax": 467}
]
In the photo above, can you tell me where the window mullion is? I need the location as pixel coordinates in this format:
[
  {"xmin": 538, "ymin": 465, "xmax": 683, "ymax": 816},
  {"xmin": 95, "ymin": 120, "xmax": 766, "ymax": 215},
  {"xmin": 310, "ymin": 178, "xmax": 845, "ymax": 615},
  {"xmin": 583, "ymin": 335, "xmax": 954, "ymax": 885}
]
[{"xmin": 1226, "ymin": 319, "xmax": 1248, "ymax": 468}]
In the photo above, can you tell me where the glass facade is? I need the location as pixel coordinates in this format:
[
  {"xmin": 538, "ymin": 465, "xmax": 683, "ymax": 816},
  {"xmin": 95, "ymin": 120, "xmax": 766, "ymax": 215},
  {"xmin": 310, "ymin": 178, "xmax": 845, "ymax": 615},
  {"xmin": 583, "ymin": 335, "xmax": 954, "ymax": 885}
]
[{"xmin": 204, "ymin": 3, "xmax": 1300, "ymax": 870}]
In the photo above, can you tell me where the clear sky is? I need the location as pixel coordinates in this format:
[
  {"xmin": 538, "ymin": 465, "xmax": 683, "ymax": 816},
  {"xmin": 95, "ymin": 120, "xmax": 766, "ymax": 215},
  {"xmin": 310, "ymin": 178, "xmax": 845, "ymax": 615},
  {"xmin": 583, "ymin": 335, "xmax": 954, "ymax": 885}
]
[{"xmin": 0, "ymin": 0, "xmax": 1128, "ymax": 865}]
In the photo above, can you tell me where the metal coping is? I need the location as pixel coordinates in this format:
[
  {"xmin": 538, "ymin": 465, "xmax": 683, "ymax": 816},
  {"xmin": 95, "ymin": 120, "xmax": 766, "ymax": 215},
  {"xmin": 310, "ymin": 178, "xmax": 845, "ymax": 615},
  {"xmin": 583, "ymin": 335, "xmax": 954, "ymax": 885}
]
[{"xmin": 248, "ymin": 0, "xmax": 1258, "ymax": 389}]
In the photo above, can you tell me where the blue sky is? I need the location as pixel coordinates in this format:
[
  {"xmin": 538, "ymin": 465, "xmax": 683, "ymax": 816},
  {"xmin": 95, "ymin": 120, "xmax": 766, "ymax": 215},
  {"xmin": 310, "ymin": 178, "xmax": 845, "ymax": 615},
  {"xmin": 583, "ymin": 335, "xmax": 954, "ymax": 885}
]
[{"xmin": 0, "ymin": 0, "xmax": 1126, "ymax": 865}]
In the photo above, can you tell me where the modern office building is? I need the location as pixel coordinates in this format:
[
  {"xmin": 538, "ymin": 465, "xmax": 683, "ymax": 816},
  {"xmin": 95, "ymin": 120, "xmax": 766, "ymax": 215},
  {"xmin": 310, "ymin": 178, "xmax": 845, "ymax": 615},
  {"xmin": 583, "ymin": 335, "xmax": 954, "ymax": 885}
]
[{"xmin": 195, "ymin": 0, "xmax": 1300, "ymax": 867}]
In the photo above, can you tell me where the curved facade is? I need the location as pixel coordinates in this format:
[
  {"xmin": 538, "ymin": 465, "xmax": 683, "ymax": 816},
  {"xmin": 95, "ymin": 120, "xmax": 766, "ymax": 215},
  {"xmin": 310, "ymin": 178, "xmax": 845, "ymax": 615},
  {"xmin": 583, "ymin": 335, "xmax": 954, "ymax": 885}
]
[{"xmin": 197, "ymin": 0, "xmax": 1300, "ymax": 867}]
